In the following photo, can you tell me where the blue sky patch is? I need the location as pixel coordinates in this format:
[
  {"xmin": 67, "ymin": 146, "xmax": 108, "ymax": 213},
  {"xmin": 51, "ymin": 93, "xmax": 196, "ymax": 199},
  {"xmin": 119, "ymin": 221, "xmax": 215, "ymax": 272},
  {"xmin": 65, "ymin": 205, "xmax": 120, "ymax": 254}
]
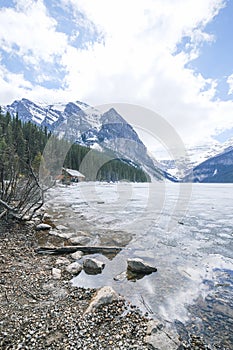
[
  {"xmin": 188, "ymin": 0, "xmax": 233, "ymax": 99},
  {"xmin": 173, "ymin": 0, "xmax": 233, "ymax": 101},
  {"xmin": 213, "ymin": 127, "xmax": 233, "ymax": 142},
  {"xmin": 47, "ymin": 0, "xmax": 103, "ymax": 49},
  {"xmin": 1, "ymin": 0, "xmax": 15, "ymax": 9}
]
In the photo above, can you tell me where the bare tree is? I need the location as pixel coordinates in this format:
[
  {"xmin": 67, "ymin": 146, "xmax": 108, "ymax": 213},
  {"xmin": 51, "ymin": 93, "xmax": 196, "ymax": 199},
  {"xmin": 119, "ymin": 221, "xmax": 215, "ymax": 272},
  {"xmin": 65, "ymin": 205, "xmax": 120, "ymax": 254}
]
[{"xmin": 0, "ymin": 148, "xmax": 51, "ymax": 221}]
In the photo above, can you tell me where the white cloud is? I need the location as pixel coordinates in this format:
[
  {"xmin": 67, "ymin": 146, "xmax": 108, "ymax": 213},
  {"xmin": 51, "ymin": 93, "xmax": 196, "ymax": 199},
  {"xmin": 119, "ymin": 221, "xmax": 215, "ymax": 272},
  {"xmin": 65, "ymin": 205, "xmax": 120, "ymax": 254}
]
[
  {"xmin": 227, "ymin": 73, "xmax": 233, "ymax": 95},
  {"xmin": 0, "ymin": 0, "xmax": 68, "ymax": 63},
  {"xmin": 0, "ymin": 0, "xmax": 232, "ymax": 149},
  {"xmin": 0, "ymin": 63, "xmax": 32, "ymax": 104},
  {"xmin": 57, "ymin": 0, "xmax": 231, "ymax": 145}
]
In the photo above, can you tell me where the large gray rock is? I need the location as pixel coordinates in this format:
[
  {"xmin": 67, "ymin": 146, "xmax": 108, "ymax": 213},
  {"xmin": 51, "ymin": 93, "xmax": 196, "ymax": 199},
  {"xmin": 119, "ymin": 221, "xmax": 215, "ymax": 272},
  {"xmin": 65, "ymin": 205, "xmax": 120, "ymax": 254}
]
[
  {"xmin": 35, "ymin": 223, "xmax": 52, "ymax": 231},
  {"xmin": 83, "ymin": 257, "xmax": 105, "ymax": 274},
  {"xmin": 85, "ymin": 286, "xmax": 119, "ymax": 314},
  {"xmin": 127, "ymin": 258, "xmax": 157, "ymax": 274},
  {"xmin": 144, "ymin": 320, "xmax": 180, "ymax": 350},
  {"xmin": 65, "ymin": 262, "xmax": 82, "ymax": 275},
  {"xmin": 146, "ymin": 320, "xmax": 163, "ymax": 335}
]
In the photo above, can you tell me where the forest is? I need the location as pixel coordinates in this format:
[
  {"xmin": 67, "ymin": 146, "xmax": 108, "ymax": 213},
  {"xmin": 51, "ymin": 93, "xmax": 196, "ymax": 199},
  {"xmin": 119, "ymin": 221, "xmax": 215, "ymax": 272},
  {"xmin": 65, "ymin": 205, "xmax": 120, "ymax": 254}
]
[{"xmin": 0, "ymin": 109, "xmax": 148, "ymax": 220}]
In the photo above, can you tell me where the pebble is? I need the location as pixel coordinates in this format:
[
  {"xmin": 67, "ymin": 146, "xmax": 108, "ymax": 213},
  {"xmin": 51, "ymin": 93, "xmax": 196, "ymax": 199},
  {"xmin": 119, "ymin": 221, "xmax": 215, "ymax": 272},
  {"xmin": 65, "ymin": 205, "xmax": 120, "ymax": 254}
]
[
  {"xmin": 52, "ymin": 267, "xmax": 62, "ymax": 279},
  {"xmin": 70, "ymin": 251, "xmax": 83, "ymax": 260},
  {"xmin": 0, "ymin": 221, "xmax": 222, "ymax": 350},
  {"xmin": 35, "ymin": 223, "xmax": 52, "ymax": 231},
  {"xmin": 65, "ymin": 262, "xmax": 82, "ymax": 275}
]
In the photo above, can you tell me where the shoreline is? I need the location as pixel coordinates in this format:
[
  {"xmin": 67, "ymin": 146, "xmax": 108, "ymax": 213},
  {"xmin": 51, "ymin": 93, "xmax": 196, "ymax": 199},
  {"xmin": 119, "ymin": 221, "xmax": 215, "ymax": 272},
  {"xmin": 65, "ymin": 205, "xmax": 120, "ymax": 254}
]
[{"xmin": 0, "ymin": 219, "xmax": 215, "ymax": 349}]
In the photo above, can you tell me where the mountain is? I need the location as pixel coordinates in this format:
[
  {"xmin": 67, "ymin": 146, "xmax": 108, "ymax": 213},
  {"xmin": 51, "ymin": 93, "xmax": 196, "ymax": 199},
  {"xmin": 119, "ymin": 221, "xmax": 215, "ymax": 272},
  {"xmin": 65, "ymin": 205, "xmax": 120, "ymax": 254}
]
[
  {"xmin": 183, "ymin": 146, "xmax": 233, "ymax": 182},
  {"xmin": 1, "ymin": 98, "xmax": 173, "ymax": 181},
  {"xmin": 158, "ymin": 137, "xmax": 233, "ymax": 181}
]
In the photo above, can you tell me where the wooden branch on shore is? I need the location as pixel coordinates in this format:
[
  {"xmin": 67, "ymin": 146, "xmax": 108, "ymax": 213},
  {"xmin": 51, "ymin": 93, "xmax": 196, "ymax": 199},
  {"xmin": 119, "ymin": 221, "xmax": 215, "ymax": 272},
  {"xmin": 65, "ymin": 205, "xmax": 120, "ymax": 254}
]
[
  {"xmin": 35, "ymin": 245, "xmax": 122, "ymax": 255},
  {"xmin": 0, "ymin": 209, "xmax": 7, "ymax": 219},
  {"xmin": 0, "ymin": 199, "xmax": 15, "ymax": 211}
]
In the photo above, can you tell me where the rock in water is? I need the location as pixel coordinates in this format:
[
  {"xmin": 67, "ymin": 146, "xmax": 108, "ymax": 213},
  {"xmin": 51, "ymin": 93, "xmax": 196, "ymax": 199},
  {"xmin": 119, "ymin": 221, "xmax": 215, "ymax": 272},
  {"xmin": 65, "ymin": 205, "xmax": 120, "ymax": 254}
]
[
  {"xmin": 127, "ymin": 258, "xmax": 157, "ymax": 274},
  {"xmin": 35, "ymin": 223, "xmax": 52, "ymax": 231},
  {"xmin": 65, "ymin": 262, "xmax": 82, "ymax": 275},
  {"xmin": 83, "ymin": 257, "xmax": 105, "ymax": 275},
  {"xmin": 85, "ymin": 286, "xmax": 119, "ymax": 314}
]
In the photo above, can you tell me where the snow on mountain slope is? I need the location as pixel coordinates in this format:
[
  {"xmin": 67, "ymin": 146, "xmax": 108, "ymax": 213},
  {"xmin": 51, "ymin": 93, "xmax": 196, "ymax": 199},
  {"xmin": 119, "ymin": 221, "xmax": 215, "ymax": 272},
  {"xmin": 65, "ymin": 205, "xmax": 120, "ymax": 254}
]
[
  {"xmin": 1, "ymin": 98, "xmax": 168, "ymax": 181},
  {"xmin": 158, "ymin": 138, "xmax": 233, "ymax": 179},
  {"xmin": 183, "ymin": 145, "xmax": 233, "ymax": 183},
  {"xmin": 2, "ymin": 98, "xmax": 63, "ymax": 126}
]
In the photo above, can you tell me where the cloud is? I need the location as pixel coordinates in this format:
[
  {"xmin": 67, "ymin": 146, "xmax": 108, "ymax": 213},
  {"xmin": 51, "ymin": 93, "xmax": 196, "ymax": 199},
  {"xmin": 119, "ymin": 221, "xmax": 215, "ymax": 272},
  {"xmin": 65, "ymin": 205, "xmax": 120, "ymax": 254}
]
[
  {"xmin": 0, "ymin": 0, "xmax": 68, "ymax": 63},
  {"xmin": 0, "ymin": 0, "xmax": 232, "ymax": 148},
  {"xmin": 58, "ymin": 0, "xmax": 231, "ymax": 145},
  {"xmin": 227, "ymin": 73, "xmax": 233, "ymax": 95}
]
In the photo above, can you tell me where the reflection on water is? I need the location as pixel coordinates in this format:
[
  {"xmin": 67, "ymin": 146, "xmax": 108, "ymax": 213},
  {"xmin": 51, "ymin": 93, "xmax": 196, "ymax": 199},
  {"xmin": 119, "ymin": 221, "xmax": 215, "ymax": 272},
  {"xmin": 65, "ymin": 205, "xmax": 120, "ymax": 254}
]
[
  {"xmin": 185, "ymin": 268, "xmax": 233, "ymax": 349},
  {"xmin": 43, "ymin": 182, "xmax": 233, "ymax": 348}
]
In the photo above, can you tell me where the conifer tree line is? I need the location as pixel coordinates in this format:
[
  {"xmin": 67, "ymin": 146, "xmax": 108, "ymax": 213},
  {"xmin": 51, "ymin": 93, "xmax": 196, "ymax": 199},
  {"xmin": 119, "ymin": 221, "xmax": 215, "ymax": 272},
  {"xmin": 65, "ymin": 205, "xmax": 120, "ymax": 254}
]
[
  {"xmin": 0, "ymin": 109, "xmax": 52, "ymax": 220},
  {"xmin": 64, "ymin": 146, "xmax": 149, "ymax": 182},
  {"xmin": 0, "ymin": 109, "xmax": 149, "ymax": 220},
  {"xmin": 0, "ymin": 109, "xmax": 149, "ymax": 183}
]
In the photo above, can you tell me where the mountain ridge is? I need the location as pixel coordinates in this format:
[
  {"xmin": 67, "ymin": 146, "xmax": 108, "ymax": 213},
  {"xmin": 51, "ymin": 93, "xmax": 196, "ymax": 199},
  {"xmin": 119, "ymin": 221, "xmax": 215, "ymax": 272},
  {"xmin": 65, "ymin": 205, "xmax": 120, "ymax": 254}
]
[{"xmin": 1, "ymin": 98, "xmax": 171, "ymax": 181}]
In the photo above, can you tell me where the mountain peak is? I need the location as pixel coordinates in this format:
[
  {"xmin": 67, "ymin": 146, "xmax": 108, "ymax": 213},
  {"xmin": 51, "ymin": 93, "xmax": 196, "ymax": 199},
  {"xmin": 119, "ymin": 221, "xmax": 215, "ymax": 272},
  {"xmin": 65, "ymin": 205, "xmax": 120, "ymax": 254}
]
[{"xmin": 1, "ymin": 98, "xmax": 168, "ymax": 181}]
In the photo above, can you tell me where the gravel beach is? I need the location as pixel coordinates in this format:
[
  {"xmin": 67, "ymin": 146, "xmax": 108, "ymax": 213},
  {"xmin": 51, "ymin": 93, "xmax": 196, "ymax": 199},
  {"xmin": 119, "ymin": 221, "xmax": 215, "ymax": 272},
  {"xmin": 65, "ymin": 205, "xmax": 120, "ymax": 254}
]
[{"xmin": 0, "ymin": 220, "xmax": 215, "ymax": 349}]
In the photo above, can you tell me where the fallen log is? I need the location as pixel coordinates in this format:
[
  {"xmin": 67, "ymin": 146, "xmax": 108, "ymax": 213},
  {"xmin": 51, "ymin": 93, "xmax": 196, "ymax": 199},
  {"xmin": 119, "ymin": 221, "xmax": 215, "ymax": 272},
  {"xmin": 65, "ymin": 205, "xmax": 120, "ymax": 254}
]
[{"xmin": 35, "ymin": 245, "xmax": 122, "ymax": 255}]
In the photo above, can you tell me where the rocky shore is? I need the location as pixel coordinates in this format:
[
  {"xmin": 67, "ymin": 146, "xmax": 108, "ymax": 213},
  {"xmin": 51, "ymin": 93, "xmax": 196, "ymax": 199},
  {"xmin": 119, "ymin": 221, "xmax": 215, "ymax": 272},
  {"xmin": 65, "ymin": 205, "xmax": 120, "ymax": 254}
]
[{"xmin": 0, "ymin": 219, "xmax": 213, "ymax": 349}]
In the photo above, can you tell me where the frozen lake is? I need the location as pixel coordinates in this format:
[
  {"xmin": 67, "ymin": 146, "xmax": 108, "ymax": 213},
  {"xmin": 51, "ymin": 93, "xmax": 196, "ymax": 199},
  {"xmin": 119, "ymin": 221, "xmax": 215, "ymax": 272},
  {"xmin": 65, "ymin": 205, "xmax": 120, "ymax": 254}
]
[{"xmin": 44, "ymin": 182, "xmax": 233, "ymax": 348}]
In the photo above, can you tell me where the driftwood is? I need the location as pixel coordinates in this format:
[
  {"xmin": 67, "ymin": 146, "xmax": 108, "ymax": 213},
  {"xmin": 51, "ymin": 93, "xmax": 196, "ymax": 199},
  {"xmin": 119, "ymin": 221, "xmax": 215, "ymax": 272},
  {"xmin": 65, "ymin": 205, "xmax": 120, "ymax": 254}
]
[
  {"xmin": 0, "ymin": 199, "xmax": 15, "ymax": 212},
  {"xmin": 0, "ymin": 209, "xmax": 7, "ymax": 219},
  {"xmin": 35, "ymin": 245, "xmax": 122, "ymax": 255}
]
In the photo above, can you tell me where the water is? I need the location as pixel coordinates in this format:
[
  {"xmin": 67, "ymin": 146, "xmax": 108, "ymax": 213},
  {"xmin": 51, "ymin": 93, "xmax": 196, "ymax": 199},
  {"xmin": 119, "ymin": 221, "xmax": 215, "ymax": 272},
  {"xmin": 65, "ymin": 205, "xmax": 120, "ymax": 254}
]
[{"xmin": 44, "ymin": 182, "xmax": 233, "ymax": 348}]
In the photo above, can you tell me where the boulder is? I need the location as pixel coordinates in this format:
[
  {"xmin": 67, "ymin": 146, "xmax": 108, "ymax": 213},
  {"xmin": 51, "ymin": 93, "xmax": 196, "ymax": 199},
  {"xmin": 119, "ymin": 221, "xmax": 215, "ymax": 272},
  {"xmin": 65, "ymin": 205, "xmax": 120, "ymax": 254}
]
[
  {"xmin": 144, "ymin": 321, "xmax": 180, "ymax": 350},
  {"xmin": 146, "ymin": 320, "xmax": 164, "ymax": 335},
  {"xmin": 65, "ymin": 262, "xmax": 82, "ymax": 275},
  {"xmin": 85, "ymin": 286, "xmax": 119, "ymax": 314},
  {"xmin": 83, "ymin": 257, "xmax": 105, "ymax": 275},
  {"xmin": 70, "ymin": 251, "xmax": 83, "ymax": 261},
  {"xmin": 52, "ymin": 268, "xmax": 61, "ymax": 280},
  {"xmin": 127, "ymin": 258, "xmax": 157, "ymax": 274},
  {"xmin": 35, "ymin": 223, "xmax": 52, "ymax": 231}
]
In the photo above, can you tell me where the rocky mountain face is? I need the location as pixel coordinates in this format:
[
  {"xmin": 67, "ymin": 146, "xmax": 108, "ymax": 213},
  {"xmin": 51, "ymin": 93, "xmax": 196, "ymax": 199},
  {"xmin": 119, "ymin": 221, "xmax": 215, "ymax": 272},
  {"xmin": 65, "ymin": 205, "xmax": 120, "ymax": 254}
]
[
  {"xmin": 2, "ymin": 98, "xmax": 172, "ymax": 181},
  {"xmin": 158, "ymin": 137, "xmax": 233, "ymax": 183},
  {"xmin": 4, "ymin": 98, "xmax": 232, "ymax": 182},
  {"xmin": 183, "ymin": 146, "xmax": 233, "ymax": 183}
]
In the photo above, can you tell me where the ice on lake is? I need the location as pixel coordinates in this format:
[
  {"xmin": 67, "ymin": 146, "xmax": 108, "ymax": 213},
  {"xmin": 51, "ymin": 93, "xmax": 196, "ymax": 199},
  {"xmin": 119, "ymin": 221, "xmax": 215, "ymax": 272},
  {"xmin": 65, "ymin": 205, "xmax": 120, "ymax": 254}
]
[{"xmin": 44, "ymin": 182, "xmax": 233, "ymax": 330}]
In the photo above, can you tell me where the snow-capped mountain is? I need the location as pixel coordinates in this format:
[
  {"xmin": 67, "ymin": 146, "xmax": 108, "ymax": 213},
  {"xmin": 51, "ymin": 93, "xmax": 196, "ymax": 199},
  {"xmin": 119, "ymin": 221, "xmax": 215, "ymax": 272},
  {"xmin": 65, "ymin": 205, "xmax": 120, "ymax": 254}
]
[
  {"xmin": 1, "ymin": 98, "xmax": 63, "ymax": 126},
  {"xmin": 183, "ymin": 145, "xmax": 233, "ymax": 182},
  {"xmin": 2, "ymin": 98, "xmax": 172, "ymax": 181},
  {"xmin": 158, "ymin": 138, "xmax": 233, "ymax": 180}
]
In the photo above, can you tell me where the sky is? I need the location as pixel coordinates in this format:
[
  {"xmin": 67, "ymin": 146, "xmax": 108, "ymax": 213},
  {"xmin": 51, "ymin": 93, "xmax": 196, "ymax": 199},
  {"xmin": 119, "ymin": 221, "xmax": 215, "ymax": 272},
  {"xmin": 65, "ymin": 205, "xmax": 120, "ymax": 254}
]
[{"xmin": 0, "ymin": 0, "xmax": 233, "ymax": 149}]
